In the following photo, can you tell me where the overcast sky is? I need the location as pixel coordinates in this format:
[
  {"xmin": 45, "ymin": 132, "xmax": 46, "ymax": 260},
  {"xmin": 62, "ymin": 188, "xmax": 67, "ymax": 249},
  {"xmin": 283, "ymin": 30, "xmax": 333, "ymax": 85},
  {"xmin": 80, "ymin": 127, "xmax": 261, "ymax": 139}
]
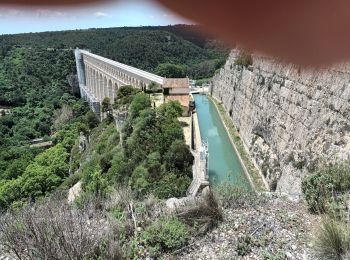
[{"xmin": 0, "ymin": 0, "xmax": 192, "ymax": 35}]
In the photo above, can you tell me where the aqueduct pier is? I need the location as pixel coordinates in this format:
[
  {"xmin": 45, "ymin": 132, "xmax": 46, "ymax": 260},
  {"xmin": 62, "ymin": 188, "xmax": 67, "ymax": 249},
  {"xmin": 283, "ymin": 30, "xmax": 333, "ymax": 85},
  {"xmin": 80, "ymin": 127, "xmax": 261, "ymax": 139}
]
[{"xmin": 74, "ymin": 48, "xmax": 164, "ymax": 118}]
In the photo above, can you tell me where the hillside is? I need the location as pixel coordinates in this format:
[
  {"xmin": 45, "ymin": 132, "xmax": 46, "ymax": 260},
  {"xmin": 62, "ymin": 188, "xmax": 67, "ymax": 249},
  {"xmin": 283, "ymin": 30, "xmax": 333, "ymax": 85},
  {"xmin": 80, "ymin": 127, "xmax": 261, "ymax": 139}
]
[
  {"xmin": 0, "ymin": 24, "xmax": 225, "ymax": 209},
  {"xmin": 0, "ymin": 25, "xmax": 229, "ymax": 77}
]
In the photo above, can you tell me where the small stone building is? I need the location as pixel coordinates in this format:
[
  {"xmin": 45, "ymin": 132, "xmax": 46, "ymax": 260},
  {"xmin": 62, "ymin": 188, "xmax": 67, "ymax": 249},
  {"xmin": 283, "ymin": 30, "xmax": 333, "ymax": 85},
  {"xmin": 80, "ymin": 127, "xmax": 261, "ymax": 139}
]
[{"xmin": 163, "ymin": 78, "xmax": 190, "ymax": 116}]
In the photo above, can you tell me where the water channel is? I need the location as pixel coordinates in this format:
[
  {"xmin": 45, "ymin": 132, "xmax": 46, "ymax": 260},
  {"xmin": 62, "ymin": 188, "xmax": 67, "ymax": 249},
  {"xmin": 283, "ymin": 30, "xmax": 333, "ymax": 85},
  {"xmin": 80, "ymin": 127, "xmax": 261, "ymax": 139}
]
[{"xmin": 193, "ymin": 94, "xmax": 251, "ymax": 188}]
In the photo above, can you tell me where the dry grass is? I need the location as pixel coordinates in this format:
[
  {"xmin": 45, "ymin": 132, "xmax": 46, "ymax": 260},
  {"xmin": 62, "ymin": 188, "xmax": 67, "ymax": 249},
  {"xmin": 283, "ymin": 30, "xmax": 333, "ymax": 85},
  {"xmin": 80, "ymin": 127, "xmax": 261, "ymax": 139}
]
[
  {"xmin": 313, "ymin": 217, "xmax": 350, "ymax": 260},
  {"xmin": 176, "ymin": 189, "xmax": 223, "ymax": 235},
  {"xmin": 0, "ymin": 197, "xmax": 122, "ymax": 260}
]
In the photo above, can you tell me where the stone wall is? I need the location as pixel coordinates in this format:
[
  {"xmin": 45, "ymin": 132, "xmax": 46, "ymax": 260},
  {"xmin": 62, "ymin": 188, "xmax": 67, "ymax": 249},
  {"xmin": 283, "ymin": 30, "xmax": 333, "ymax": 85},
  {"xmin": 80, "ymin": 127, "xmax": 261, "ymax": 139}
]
[{"xmin": 212, "ymin": 50, "xmax": 350, "ymax": 195}]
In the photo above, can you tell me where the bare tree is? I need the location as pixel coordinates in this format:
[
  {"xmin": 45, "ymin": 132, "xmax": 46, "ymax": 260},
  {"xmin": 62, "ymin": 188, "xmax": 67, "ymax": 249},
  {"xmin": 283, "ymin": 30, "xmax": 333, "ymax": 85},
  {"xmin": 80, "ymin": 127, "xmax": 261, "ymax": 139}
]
[{"xmin": 53, "ymin": 104, "xmax": 73, "ymax": 130}]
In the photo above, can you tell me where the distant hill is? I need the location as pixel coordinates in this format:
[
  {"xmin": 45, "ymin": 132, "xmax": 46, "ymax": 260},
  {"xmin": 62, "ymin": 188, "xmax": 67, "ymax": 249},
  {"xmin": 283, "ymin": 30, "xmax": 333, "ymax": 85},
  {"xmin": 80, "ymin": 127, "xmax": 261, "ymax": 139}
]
[{"xmin": 0, "ymin": 25, "xmax": 229, "ymax": 75}]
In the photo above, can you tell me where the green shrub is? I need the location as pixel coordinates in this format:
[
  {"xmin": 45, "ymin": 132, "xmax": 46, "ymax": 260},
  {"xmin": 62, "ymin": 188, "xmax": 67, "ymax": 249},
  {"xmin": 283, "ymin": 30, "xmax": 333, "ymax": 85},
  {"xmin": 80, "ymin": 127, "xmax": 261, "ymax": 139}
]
[
  {"xmin": 313, "ymin": 217, "xmax": 350, "ymax": 259},
  {"xmin": 323, "ymin": 163, "xmax": 350, "ymax": 192},
  {"xmin": 142, "ymin": 217, "xmax": 190, "ymax": 252},
  {"xmin": 84, "ymin": 169, "xmax": 110, "ymax": 198},
  {"xmin": 236, "ymin": 235, "xmax": 252, "ymax": 256},
  {"xmin": 302, "ymin": 163, "xmax": 350, "ymax": 214},
  {"xmin": 301, "ymin": 172, "xmax": 334, "ymax": 213},
  {"xmin": 214, "ymin": 182, "xmax": 257, "ymax": 209},
  {"xmin": 261, "ymin": 250, "xmax": 288, "ymax": 259},
  {"xmin": 153, "ymin": 173, "xmax": 191, "ymax": 199},
  {"xmin": 59, "ymin": 172, "xmax": 81, "ymax": 190},
  {"xmin": 129, "ymin": 165, "xmax": 151, "ymax": 195}
]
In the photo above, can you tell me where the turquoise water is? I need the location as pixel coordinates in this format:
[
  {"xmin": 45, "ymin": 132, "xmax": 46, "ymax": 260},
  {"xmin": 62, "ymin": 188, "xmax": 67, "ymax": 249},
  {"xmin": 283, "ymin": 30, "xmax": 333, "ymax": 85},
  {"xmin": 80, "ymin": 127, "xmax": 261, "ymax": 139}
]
[{"xmin": 194, "ymin": 94, "xmax": 250, "ymax": 188}]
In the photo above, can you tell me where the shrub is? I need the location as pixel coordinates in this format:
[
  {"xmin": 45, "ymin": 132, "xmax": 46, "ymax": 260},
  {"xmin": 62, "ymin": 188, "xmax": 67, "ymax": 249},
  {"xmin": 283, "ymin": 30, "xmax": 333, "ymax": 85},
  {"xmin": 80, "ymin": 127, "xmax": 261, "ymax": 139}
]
[
  {"xmin": 0, "ymin": 198, "xmax": 121, "ymax": 259},
  {"xmin": 59, "ymin": 172, "xmax": 81, "ymax": 190},
  {"xmin": 177, "ymin": 189, "xmax": 223, "ymax": 235},
  {"xmin": 142, "ymin": 217, "xmax": 190, "ymax": 252},
  {"xmin": 302, "ymin": 172, "xmax": 334, "ymax": 213},
  {"xmin": 313, "ymin": 217, "xmax": 350, "ymax": 259},
  {"xmin": 234, "ymin": 52, "xmax": 253, "ymax": 67},
  {"xmin": 214, "ymin": 182, "xmax": 258, "ymax": 209},
  {"xmin": 261, "ymin": 250, "xmax": 288, "ymax": 259},
  {"xmin": 84, "ymin": 169, "xmax": 110, "ymax": 198},
  {"xmin": 85, "ymin": 110, "xmax": 99, "ymax": 129},
  {"xmin": 153, "ymin": 173, "xmax": 191, "ymax": 199},
  {"xmin": 129, "ymin": 165, "xmax": 151, "ymax": 195},
  {"xmin": 323, "ymin": 163, "xmax": 350, "ymax": 192},
  {"xmin": 302, "ymin": 163, "xmax": 350, "ymax": 214},
  {"xmin": 236, "ymin": 235, "xmax": 252, "ymax": 256}
]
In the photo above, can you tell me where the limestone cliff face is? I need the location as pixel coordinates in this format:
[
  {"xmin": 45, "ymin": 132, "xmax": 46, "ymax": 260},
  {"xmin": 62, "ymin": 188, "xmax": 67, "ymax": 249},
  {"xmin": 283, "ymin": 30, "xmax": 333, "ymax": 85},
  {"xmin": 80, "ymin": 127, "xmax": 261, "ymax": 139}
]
[{"xmin": 212, "ymin": 50, "xmax": 350, "ymax": 195}]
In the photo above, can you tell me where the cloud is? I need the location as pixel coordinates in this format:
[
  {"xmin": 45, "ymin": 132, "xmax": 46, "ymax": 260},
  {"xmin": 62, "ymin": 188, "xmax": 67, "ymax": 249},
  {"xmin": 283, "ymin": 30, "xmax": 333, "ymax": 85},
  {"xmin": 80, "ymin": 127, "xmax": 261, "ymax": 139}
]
[
  {"xmin": 94, "ymin": 12, "xmax": 111, "ymax": 18},
  {"xmin": 0, "ymin": 8, "xmax": 23, "ymax": 18},
  {"xmin": 35, "ymin": 9, "xmax": 67, "ymax": 18}
]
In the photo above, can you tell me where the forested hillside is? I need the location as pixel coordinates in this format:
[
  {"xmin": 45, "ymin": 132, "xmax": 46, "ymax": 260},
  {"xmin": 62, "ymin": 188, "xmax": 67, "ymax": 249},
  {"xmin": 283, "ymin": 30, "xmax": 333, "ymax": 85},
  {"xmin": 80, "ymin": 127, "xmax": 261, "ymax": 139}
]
[
  {"xmin": 0, "ymin": 24, "xmax": 226, "ymax": 209},
  {"xmin": 0, "ymin": 25, "xmax": 229, "ymax": 79},
  {"xmin": 0, "ymin": 26, "xmax": 228, "ymax": 258},
  {"xmin": 0, "ymin": 46, "xmax": 93, "ymax": 208}
]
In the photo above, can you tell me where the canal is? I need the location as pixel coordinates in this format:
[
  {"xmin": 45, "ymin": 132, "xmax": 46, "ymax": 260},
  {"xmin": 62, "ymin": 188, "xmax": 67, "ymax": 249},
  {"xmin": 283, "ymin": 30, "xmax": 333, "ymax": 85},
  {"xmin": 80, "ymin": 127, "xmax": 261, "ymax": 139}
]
[{"xmin": 193, "ymin": 94, "xmax": 251, "ymax": 188}]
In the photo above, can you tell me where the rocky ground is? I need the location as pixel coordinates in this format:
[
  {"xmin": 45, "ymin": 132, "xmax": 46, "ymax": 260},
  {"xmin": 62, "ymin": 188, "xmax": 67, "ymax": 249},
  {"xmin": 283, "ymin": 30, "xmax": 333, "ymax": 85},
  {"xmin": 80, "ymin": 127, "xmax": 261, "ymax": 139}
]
[{"xmin": 176, "ymin": 193, "xmax": 317, "ymax": 259}]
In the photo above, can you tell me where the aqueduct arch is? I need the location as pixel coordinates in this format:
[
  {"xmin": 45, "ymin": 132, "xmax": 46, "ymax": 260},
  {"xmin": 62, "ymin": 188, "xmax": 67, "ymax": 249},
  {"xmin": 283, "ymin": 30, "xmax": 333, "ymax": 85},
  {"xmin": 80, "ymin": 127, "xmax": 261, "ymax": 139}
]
[{"xmin": 75, "ymin": 48, "xmax": 164, "ymax": 118}]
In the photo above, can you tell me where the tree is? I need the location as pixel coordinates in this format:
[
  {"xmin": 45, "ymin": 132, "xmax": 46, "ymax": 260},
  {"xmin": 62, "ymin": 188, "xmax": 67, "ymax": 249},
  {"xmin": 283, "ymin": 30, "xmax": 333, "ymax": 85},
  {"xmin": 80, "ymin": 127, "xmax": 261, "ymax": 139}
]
[
  {"xmin": 85, "ymin": 111, "xmax": 99, "ymax": 129},
  {"xmin": 154, "ymin": 173, "xmax": 191, "ymax": 199},
  {"xmin": 164, "ymin": 140, "xmax": 194, "ymax": 175},
  {"xmin": 129, "ymin": 93, "xmax": 151, "ymax": 120},
  {"xmin": 158, "ymin": 100, "xmax": 183, "ymax": 119},
  {"xmin": 148, "ymin": 81, "xmax": 159, "ymax": 94},
  {"xmin": 102, "ymin": 97, "xmax": 112, "ymax": 114},
  {"xmin": 53, "ymin": 104, "xmax": 73, "ymax": 130},
  {"xmin": 129, "ymin": 165, "xmax": 151, "ymax": 195},
  {"xmin": 144, "ymin": 152, "xmax": 162, "ymax": 180},
  {"xmin": 155, "ymin": 63, "xmax": 186, "ymax": 78},
  {"xmin": 85, "ymin": 169, "xmax": 109, "ymax": 198}
]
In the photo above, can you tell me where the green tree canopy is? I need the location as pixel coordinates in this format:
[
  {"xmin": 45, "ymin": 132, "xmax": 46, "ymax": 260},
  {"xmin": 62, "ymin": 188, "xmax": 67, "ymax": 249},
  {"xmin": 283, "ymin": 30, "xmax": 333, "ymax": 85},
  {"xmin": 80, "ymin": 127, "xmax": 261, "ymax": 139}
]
[{"xmin": 155, "ymin": 63, "xmax": 187, "ymax": 78}]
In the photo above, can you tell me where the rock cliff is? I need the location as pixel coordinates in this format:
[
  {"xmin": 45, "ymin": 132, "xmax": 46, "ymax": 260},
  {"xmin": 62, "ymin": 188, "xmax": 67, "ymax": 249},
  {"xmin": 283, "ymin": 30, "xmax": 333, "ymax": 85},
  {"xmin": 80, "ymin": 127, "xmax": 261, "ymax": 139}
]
[{"xmin": 212, "ymin": 50, "xmax": 350, "ymax": 195}]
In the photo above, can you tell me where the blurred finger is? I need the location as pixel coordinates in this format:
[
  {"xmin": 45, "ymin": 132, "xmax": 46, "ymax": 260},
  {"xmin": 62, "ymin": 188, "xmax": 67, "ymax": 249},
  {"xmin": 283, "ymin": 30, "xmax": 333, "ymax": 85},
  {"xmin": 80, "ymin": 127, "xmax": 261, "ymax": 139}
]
[{"xmin": 156, "ymin": 0, "xmax": 350, "ymax": 65}]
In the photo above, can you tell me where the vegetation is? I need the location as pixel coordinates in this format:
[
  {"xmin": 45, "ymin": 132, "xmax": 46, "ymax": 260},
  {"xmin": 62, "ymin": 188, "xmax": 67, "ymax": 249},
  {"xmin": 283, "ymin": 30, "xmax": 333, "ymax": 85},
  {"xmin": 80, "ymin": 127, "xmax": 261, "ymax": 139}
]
[
  {"xmin": 76, "ymin": 89, "xmax": 193, "ymax": 201},
  {"xmin": 302, "ymin": 163, "xmax": 350, "ymax": 214},
  {"xmin": 234, "ymin": 52, "xmax": 253, "ymax": 67},
  {"xmin": 0, "ymin": 25, "xmax": 229, "ymax": 80},
  {"xmin": 236, "ymin": 235, "xmax": 253, "ymax": 256},
  {"xmin": 0, "ymin": 181, "xmax": 226, "ymax": 259},
  {"xmin": 0, "ymin": 197, "xmax": 122, "ymax": 259},
  {"xmin": 177, "ymin": 189, "xmax": 223, "ymax": 235},
  {"xmin": 196, "ymin": 77, "xmax": 212, "ymax": 86},
  {"xmin": 0, "ymin": 46, "xmax": 95, "ymax": 209},
  {"xmin": 155, "ymin": 63, "xmax": 186, "ymax": 78},
  {"xmin": 0, "ymin": 25, "xmax": 226, "ymax": 209},
  {"xmin": 301, "ymin": 163, "xmax": 350, "ymax": 259},
  {"xmin": 141, "ymin": 217, "xmax": 190, "ymax": 252},
  {"xmin": 313, "ymin": 217, "xmax": 350, "ymax": 260}
]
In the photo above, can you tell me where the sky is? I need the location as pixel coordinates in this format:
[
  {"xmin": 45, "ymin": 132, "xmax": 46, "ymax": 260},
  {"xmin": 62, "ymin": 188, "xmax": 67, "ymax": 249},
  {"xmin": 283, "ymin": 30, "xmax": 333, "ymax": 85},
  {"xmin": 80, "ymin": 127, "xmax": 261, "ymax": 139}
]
[{"xmin": 0, "ymin": 0, "xmax": 192, "ymax": 35}]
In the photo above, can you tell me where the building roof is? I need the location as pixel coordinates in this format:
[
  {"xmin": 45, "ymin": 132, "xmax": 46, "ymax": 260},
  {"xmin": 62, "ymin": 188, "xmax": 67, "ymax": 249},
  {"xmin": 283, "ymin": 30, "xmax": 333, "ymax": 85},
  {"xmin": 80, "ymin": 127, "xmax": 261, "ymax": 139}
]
[
  {"xmin": 163, "ymin": 78, "xmax": 189, "ymax": 89},
  {"xmin": 165, "ymin": 94, "xmax": 189, "ymax": 108}
]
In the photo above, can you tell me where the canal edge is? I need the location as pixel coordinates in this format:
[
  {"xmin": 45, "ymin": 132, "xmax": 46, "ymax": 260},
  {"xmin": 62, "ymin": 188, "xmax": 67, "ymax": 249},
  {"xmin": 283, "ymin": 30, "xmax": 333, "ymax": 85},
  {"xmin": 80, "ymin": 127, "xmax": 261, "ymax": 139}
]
[{"xmin": 208, "ymin": 94, "xmax": 269, "ymax": 192}]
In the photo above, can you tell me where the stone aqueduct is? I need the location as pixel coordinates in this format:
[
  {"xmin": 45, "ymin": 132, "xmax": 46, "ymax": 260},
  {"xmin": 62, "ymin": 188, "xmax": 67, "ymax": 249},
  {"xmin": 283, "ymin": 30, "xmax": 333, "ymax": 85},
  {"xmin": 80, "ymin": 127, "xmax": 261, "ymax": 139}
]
[{"xmin": 74, "ymin": 48, "xmax": 164, "ymax": 117}]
